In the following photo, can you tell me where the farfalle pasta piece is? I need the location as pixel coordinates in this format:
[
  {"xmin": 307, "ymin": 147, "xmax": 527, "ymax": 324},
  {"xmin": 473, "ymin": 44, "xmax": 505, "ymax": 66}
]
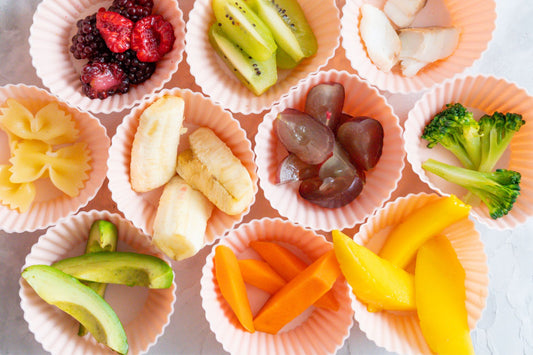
[
  {"xmin": 9, "ymin": 140, "xmax": 92, "ymax": 197},
  {"xmin": 0, "ymin": 99, "xmax": 79, "ymax": 145},
  {"xmin": 0, "ymin": 165, "xmax": 36, "ymax": 213}
]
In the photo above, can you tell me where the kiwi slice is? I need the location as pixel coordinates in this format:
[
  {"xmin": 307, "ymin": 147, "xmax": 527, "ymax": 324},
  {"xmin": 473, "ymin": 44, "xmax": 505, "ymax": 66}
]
[
  {"xmin": 276, "ymin": 46, "xmax": 300, "ymax": 69},
  {"xmin": 209, "ymin": 24, "xmax": 277, "ymax": 96},
  {"xmin": 251, "ymin": 0, "xmax": 317, "ymax": 62},
  {"xmin": 212, "ymin": 0, "xmax": 277, "ymax": 61}
]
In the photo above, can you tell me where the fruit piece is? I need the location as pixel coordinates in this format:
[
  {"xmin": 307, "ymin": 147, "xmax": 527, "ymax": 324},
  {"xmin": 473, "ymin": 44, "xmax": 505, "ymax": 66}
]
[
  {"xmin": 253, "ymin": 249, "xmax": 341, "ymax": 334},
  {"xmin": 130, "ymin": 95, "xmax": 185, "ymax": 192},
  {"xmin": 275, "ymin": 46, "xmax": 300, "ymax": 69},
  {"xmin": 304, "ymin": 82, "xmax": 345, "ymax": 130},
  {"xmin": 336, "ymin": 116, "xmax": 384, "ymax": 171},
  {"xmin": 251, "ymin": 0, "xmax": 317, "ymax": 62},
  {"xmin": 299, "ymin": 171, "xmax": 364, "ymax": 208},
  {"xmin": 0, "ymin": 165, "xmax": 36, "ymax": 213},
  {"xmin": 238, "ymin": 259, "xmax": 286, "ymax": 294},
  {"xmin": 378, "ymin": 194, "xmax": 471, "ymax": 269},
  {"xmin": 383, "ymin": 0, "xmax": 427, "ymax": 27},
  {"xmin": 249, "ymin": 241, "xmax": 339, "ymax": 311},
  {"xmin": 415, "ymin": 235, "xmax": 474, "ymax": 354},
  {"xmin": 131, "ymin": 15, "xmax": 175, "ymax": 62},
  {"xmin": 96, "ymin": 8, "xmax": 133, "ymax": 53},
  {"xmin": 80, "ymin": 61, "xmax": 130, "ymax": 99},
  {"xmin": 109, "ymin": 0, "xmax": 154, "ymax": 22},
  {"xmin": 274, "ymin": 108, "xmax": 335, "ymax": 165},
  {"xmin": 212, "ymin": 0, "xmax": 277, "ymax": 61},
  {"xmin": 332, "ymin": 230, "xmax": 415, "ymax": 312},
  {"xmin": 318, "ymin": 141, "xmax": 358, "ymax": 180},
  {"xmin": 70, "ymin": 13, "xmax": 112, "ymax": 60},
  {"xmin": 360, "ymin": 4, "xmax": 400, "ymax": 72},
  {"xmin": 275, "ymin": 153, "xmax": 319, "ymax": 184},
  {"xmin": 152, "ymin": 175, "xmax": 214, "ymax": 261},
  {"xmin": 111, "ymin": 49, "xmax": 156, "ymax": 84},
  {"xmin": 176, "ymin": 127, "xmax": 254, "ymax": 216},
  {"xmin": 78, "ymin": 220, "xmax": 119, "ymax": 336},
  {"xmin": 214, "ymin": 245, "xmax": 255, "ymax": 333},
  {"xmin": 208, "ymin": 24, "xmax": 277, "ymax": 96},
  {"xmin": 21, "ymin": 265, "xmax": 128, "ymax": 355},
  {"xmin": 52, "ymin": 251, "xmax": 173, "ymax": 288}
]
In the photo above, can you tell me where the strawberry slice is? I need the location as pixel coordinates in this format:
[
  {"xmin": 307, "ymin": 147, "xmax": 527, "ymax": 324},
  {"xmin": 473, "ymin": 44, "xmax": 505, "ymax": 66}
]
[
  {"xmin": 131, "ymin": 15, "xmax": 175, "ymax": 62},
  {"xmin": 80, "ymin": 62, "xmax": 130, "ymax": 99},
  {"xmin": 96, "ymin": 8, "xmax": 133, "ymax": 53}
]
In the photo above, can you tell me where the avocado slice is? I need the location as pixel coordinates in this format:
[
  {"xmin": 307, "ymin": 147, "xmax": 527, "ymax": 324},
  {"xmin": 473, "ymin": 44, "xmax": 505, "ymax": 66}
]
[
  {"xmin": 52, "ymin": 251, "xmax": 174, "ymax": 289},
  {"xmin": 21, "ymin": 265, "xmax": 128, "ymax": 355}
]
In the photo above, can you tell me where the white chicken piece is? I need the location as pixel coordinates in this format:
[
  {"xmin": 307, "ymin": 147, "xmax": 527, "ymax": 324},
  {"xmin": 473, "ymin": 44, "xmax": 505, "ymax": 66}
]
[
  {"xmin": 400, "ymin": 57, "xmax": 430, "ymax": 77},
  {"xmin": 384, "ymin": 0, "xmax": 427, "ymax": 28},
  {"xmin": 399, "ymin": 26, "xmax": 460, "ymax": 63},
  {"xmin": 360, "ymin": 4, "xmax": 401, "ymax": 72}
]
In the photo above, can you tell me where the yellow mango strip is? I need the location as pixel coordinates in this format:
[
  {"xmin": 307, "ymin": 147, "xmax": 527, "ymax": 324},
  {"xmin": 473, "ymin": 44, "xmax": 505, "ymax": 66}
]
[
  {"xmin": 214, "ymin": 245, "xmax": 255, "ymax": 333},
  {"xmin": 249, "ymin": 241, "xmax": 340, "ymax": 311},
  {"xmin": 378, "ymin": 195, "xmax": 471, "ymax": 269},
  {"xmin": 332, "ymin": 230, "xmax": 415, "ymax": 312},
  {"xmin": 238, "ymin": 259, "xmax": 286, "ymax": 294},
  {"xmin": 253, "ymin": 250, "xmax": 341, "ymax": 334},
  {"xmin": 415, "ymin": 235, "xmax": 474, "ymax": 355}
]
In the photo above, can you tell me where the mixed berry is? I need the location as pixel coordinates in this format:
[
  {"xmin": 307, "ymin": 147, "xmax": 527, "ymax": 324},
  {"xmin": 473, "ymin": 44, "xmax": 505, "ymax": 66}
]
[{"xmin": 69, "ymin": 0, "xmax": 175, "ymax": 99}]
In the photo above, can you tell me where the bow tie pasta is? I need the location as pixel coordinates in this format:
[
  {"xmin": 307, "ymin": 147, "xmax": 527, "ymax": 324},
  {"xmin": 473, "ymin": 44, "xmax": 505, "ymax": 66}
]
[{"xmin": 0, "ymin": 165, "xmax": 36, "ymax": 213}]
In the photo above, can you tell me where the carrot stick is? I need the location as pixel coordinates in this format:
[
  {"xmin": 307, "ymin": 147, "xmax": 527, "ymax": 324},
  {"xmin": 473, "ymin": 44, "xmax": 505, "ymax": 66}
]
[
  {"xmin": 238, "ymin": 259, "xmax": 286, "ymax": 294},
  {"xmin": 253, "ymin": 249, "xmax": 341, "ymax": 334}
]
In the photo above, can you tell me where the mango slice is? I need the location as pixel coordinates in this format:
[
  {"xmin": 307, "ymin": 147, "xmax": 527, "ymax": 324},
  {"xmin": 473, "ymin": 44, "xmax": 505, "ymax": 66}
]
[
  {"xmin": 415, "ymin": 235, "xmax": 474, "ymax": 355},
  {"xmin": 332, "ymin": 230, "xmax": 415, "ymax": 312}
]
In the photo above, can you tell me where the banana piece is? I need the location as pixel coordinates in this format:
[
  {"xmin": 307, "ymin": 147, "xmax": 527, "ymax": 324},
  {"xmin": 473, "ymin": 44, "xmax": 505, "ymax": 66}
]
[
  {"xmin": 152, "ymin": 175, "xmax": 214, "ymax": 261},
  {"xmin": 176, "ymin": 127, "xmax": 254, "ymax": 215},
  {"xmin": 130, "ymin": 95, "xmax": 185, "ymax": 192}
]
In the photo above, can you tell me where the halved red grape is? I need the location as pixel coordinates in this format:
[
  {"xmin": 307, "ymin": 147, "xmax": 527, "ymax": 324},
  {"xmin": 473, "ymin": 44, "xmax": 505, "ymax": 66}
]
[
  {"xmin": 299, "ymin": 170, "xmax": 364, "ymax": 208},
  {"xmin": 276, "ymin": 153, "xmax": 320, "ymax": 184},
  {"xmin": 336, "ymin": 116, "xmax": 384, "ymax": 171},
  {"xmin": 318, "ymin": 141, "xmax": 358, "ymax": 179},
  {"xmin": 274, "ymin": 108, "xmax": 334, "ymax": 165},
  {"xmin": 304, "ymin": 82, "xmax": 345, "ymax": 130}
]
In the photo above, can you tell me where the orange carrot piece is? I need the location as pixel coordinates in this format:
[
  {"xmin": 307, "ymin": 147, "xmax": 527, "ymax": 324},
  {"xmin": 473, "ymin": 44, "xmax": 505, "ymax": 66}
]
[
  {"xmin": 238, "ymin": 259, "xmax": 286, "ymax": 294},
  {"xmin": 214, "ymin": 245, "xmax": 255, "ymax": 333},
  {"xmin": 249, "ymin": 241, "xmax": 340, "ymax": 311},
  {"xmin": 253, "ymin": 249, "xmax": 341, "ymax": 334}
]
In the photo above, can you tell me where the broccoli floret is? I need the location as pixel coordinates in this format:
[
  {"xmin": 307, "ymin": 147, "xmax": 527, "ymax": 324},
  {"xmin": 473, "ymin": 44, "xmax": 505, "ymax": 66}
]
[
  {"xmin": 477, "ymin": 112, "xmax": 525, "ymax": 172},
  {"xmin": 422, "ymin": 158, "xmax": 521, "ymax": 219},
  {"xmin": 421, "ymin": 103, "xmax": 481, "ymax": 170}
]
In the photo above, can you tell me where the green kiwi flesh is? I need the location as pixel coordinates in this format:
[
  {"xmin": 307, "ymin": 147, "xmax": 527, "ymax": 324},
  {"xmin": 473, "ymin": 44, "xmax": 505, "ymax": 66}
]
[
  {"xmin": 276, "ymin": 46, "xmax": 301, "ymax": 69},
  {"xmin": 252, "ymin": 0, "xmax": 317, "ymax": 62},
  {"xmin": 212, "ymin": 0, "xmax": 277, "ymax": 61},
  {"xmin": 209, "ymin": 24, "xmax": 277, "ymax": 95}
]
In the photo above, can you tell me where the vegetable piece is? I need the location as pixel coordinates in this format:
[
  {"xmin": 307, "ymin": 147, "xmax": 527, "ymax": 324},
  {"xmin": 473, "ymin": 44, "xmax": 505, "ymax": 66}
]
[
  {"xmin": 52, "ymin": 251, "xmax": 174, "ymax": 289},
  {"xmin": 250, "ymin": 241, "xmax": 340, "ymax": 311},
  {"xmin": 422, "ymin": 158, "xmax": 521, "ymax": 219},
  {"xmin": 214, "ymin": 245, "xmax": 255, "ymax": 332},
  {"xmin": 421, "ymin": 103, "xmax": 481, "ymax": 170},
  {"xmin": 378, "ymin": 194, "xmax": 471, "ymax": 268},
  {"xmin": 253, "ymin": 249, "xmax": 341, "ymax": 334},
  {"xmin": 238, "ymin": 259, "xmax": 286, "ymax": 294},
  {"xmin": 78, "ymin": 220, "xmax": 118, "ymax": 336},
  {"xmin": 415, "ymin": 235, "xmax": 474, "ymax": 355},
  {"xmin": 477, "ymin": 112, "xmax": 525, "ymax": 172},
  {"xmin": 332, "ymin": 230, "xmax": 415, "ymax": 312},
  {"xmin": 21, "ymin": 265, "xmax": 128, "ymax": 355}
]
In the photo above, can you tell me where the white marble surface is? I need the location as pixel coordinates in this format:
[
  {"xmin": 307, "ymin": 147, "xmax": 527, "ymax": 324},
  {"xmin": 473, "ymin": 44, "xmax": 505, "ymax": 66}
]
[{"xmin": 0, "ymin": 0, "xmax": 532, "ymax": 354}]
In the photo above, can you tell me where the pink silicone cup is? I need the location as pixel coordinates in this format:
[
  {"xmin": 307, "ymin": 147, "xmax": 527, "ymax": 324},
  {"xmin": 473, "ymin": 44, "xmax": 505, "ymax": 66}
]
[
  {"xmin": 185, "ymin": 0, "xmax": 340, "ymax": 114},
  {"xmin": 29, "ymin": 0, "xmax": 186, "ymax": 114},
  {"xmin": 254, "ymin": 69, "xmax": 405, "ymax": 231},
  {"xmin": 200, "ymin": 217, "xmax": 354, "ymax": 355},
  {"xmin": 19, "ymin": 210, "xmax": 177, "ymax": 355},
  {"xmin": 350, "ymin": 192, "xmax": 488, "ymax": 355},
  {"xmin": 404, "ymin": 74, "xmax": 533, "ymax": 229},
  {"xmin": 341, "ymin": 0, "xmax": 496, "ymax": 93},
  {"xmin": 107, "ymin": 87, "xmax": 258, "ymax": 246},
  {"xmin": 0, "ymin": 84, "xmax": 109, "ymax": 233}
]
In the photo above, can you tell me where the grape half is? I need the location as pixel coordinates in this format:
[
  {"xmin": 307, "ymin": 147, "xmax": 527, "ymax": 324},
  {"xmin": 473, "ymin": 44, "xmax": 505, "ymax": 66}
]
[
  {"xmin": 304, "ymin": 82, "xmax": 345, "ymax": 130},
  {"xmin": 299, "ymin": 170, "xmax": 364, "ymax": 208},
  {"xmin": 276, "ymin": 153, "xmax": 320, "ymax": 184}
]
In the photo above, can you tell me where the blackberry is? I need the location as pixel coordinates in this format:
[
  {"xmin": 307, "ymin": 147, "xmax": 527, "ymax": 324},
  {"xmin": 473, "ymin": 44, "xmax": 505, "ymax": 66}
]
[
  {"xmin": 112, "ymin": 50, "xmax": 156, "ymax": 85},
  {"xmin": 80, "ymin": 62, "xmax": 130, "ymax": 100},
  {"xmin": 108, "ymin": 0, "xmax": 154, "ymax": 22},
  {"xmin": 70, "ymin": 14, "xmax": 111, "ymax": 60}
]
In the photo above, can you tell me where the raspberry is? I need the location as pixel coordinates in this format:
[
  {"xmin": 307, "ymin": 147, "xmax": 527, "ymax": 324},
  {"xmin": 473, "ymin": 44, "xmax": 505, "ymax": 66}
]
[
  {"xmin": 70, "ymin": 14, "xmax": 110, "ymax": 60},
  {"xmin": 80, "ymin": 62, "xmax": 130, "ymax": 99},
  {"xmin": 109, "ymin": 0, "xmax": 154, "ymax": 22},
  {"xmin": 112, "ymin": 50, "xmax": 156, "ymax": 85},
  {"xmin": 96, "ymin": 8, "xmax": 134, "ymax": 53},
  {"xmin": 131, "ymin": 15, "xmax": 175, "ymax": 62}
]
